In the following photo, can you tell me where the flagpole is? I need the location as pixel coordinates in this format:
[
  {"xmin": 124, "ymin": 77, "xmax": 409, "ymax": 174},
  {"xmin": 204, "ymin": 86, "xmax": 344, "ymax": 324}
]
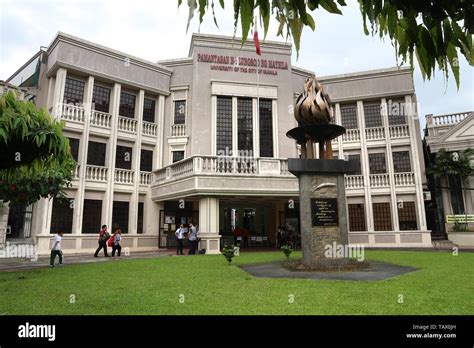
[{"xmin": 255, "ymin": 17, "xmax": 260, "ymax": 159}]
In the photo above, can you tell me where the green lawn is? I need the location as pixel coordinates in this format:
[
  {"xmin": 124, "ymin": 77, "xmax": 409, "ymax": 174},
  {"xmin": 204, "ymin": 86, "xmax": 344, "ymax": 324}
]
[{"xmin": 0, "ymin": 250, "xmax": 472, "ymax": 315}]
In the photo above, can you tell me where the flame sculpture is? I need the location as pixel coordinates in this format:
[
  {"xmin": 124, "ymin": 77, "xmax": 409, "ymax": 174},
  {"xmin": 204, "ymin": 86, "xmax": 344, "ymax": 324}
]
[{"xmin": 294, "ymin": 77, "xmax": 334, "ymax": 159}]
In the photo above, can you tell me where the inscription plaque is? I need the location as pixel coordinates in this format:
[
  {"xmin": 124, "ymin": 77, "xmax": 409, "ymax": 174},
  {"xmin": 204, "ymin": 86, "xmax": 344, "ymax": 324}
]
[{"xmin": 311, "ymin": 198, "xmax": 338, "ymax": 226}]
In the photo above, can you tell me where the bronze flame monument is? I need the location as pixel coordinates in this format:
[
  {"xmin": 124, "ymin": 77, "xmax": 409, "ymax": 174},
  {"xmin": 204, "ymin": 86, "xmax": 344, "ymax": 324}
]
[{"xmin": 287, "ymin": 77, "xmax": 360, "ymax": 269}]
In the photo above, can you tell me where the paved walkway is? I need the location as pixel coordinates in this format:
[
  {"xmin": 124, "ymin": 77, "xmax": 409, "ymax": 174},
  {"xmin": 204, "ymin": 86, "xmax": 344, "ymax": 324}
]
[
  {"xmin": 0, "ymin": 250, "xmax": 175, "ymax": 273},
  {"xmin": 240, "ymin": 260, "xmax": 418, "ymax": 281}
]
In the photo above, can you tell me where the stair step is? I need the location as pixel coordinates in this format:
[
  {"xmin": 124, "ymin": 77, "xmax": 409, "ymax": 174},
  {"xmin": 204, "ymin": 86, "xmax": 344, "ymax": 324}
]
[{"xmin": 432, "ymin": 240, "xmax": 457, "ymax": 250}]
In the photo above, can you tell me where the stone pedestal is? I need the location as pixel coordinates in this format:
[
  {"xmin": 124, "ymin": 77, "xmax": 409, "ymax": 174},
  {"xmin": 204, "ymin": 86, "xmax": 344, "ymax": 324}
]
[{"xmin": 289, "ymin": 158, "xmax": 359, "ymax": 268}]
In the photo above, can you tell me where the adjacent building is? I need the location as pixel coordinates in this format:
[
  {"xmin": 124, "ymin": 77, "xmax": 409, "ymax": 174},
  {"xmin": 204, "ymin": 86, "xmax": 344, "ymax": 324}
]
[
  {"xmin": 423, "ymin": 111, "xmax": 474, "ymax": 246},
  {"xmin": 3, "ymin": 32, "xmax": 432, "ymax": 254}
]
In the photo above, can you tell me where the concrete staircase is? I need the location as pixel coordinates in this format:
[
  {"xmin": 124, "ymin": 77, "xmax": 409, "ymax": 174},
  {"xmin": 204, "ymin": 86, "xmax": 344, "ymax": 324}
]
[{"xmin": 432, "ymin": 239, "xmax": 458, "ymax": 250}]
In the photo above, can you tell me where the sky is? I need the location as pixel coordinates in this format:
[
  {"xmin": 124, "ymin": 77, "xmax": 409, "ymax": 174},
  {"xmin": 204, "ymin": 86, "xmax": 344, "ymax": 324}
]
[{"xmin": 0, "ymin": 0, "xmax": 473, "ymax": 131}]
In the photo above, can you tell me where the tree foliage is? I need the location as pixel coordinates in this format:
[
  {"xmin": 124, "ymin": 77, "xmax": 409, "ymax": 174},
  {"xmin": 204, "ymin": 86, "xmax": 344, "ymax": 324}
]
[
  {"xmin": 0, "ymin": 91, "xmax": 76, "ymax": 206},
  {"xmin": 427, "ymin": 148, "xmax": 474, "ymax": 179},
  {"xmin": 179, "ymin": 0, "xmax": 473, "ymax": 88}
]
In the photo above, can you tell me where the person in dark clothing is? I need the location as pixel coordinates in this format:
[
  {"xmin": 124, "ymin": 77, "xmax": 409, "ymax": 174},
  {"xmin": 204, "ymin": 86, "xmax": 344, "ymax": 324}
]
[
  {"xmin": 94, "ymin": 225, "xmax": 109, "ymax": 257},
  {"xmin": 112, "ymin": 228, "xmax": 122, "ymax": 257},
  {"xmin": 188, "ymin": 223, "xmax": 198, "ymax": 255}
]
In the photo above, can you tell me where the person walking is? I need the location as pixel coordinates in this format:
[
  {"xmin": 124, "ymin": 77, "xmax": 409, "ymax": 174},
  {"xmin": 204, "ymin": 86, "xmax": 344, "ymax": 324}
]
[
  {"xmin": 188, "ymin": 222, "xmax": 198, "ymax": 255},
  {"xmin": 112, "ymin": 228, "xmax": 122, "ymax": 257},
  {"xmin": 50, "ymin": 231, "xmax": 64, "ymax": 268},
  {"xmin": 175, "ymin": 224, "xmax": 185, "ymax": 255},
  {"xmin": 242, "ymin": 226, "xmax": 249, "ymax": 248},
  {"xmin": 94, "ymin": 225, "xmax": 110, "ymax": 257}
]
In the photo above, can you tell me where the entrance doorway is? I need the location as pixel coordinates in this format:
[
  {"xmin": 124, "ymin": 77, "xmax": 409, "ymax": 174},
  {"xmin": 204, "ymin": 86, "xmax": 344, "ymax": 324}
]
[{"xmin": 7, "ymin": 204, "xmax": 33, "ymax": 239}]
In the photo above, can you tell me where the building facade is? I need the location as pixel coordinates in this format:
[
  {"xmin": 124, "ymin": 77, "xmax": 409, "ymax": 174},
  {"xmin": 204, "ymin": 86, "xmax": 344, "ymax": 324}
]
[
  {"xmin": 424, "ymin": 111, "xmax": 474, "ymax": 246},
  {"xmin": 3, "ymin": 32, "xmax": 432, "ymax": 254}
]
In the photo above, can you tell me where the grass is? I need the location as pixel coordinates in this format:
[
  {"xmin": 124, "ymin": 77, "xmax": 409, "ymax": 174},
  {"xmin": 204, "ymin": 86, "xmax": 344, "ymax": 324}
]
[{"xmin": 0, "ymin": 250, "xmax": 473, "ymax": 315}]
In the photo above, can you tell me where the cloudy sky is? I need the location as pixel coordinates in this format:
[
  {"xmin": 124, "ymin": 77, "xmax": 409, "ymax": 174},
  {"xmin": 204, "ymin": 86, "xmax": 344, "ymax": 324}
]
[{"xmin": 1, "ymin": 0, "xmax": 472, "ymax": 130}]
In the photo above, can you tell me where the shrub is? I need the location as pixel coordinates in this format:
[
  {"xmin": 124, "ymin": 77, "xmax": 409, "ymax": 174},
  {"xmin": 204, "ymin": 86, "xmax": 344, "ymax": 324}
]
[
  {"xmin": 281, "ymin": 244, "xmax": 292, "ymax": 258},
  {"xmin": 222, "ymin": 245, "xmax": 236, "ymax": 265}
]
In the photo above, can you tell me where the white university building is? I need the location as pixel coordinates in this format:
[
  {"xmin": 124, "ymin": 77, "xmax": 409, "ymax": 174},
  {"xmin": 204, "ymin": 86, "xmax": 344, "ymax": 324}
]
[{"xmin": 1, "ymin": 32, "xmax": 432, "ymax": 255}]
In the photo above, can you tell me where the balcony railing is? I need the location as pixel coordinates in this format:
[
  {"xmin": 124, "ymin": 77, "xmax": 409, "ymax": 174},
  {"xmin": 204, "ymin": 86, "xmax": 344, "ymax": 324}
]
[
  {"xmin": 85, "ymin": 165, "xmax": 108, "ymax": 182},
  {"xmin": 115, "ymin": 169, "xmax": 134, "ymax": 184},
  {"xmin": 142, "ymin": 121, "xmax": 158, "ymax": 137},
  {"xmin": 171, "ymin": 124, "xmax": 186, "ymax": 137},
  {"xmin": 342, "ymin": 129, "xmax": 360, "ymax": 142},
  {"xmin": 394, "ymin": 172, "xmax": 415, "ymax": 186},
  {"xmin": 369, "ymin": 173, "xmax": 390, "ymax": 188},
  {"xmin": 140, "ymin": 171, "xmax": 152, "ymax": 185},
  {"xmin": 155, "ymin": 156, "xmax": 293, "ymax": 184},
  {"xmin": 60, "ymin": 103, "xmax": 85, "ymax": 123},
  {"xmin": 74, "ymin": 165, "xmax": 81, "ymax": 179},
  {"xmin": 345, "ymin": 175, "xmax": 364, "ymax": 189},
  {"xmin": 118, "ymin": 116, "xmax": 137, "ymax": 133},
  {"xmin": 90, "ymin": 110, "xmax": 112, "ymax": 128},
  {"xmin": 430, "ymin": 112, "xmax": 471, "ymax": 126},
  {"xmin": 389, "ymin": 124, "xmax": 409, "ymax": 138},
  {"xmin": 365, "ymin": 127, "xmax": 385, "ymax": 141}
]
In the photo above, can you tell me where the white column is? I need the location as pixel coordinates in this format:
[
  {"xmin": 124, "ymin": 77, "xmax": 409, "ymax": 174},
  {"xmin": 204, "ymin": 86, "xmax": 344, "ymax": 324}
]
[
  {"xmin": 232, "ymin": 96, "xmax": 238, "ymax": 155},
  {"xmin": 156, "ymin": 95, "xmax": 165, "ymax": 169},
  {"xmin": 358, "ymin": 101, "xmax": 374, "ymax": 231},
  {"xmin": 252, "ymin": 98, "xmax": 259, "ymax": 158},
  {"xmin": 198, "ymin": 197, "xmax": 220, "ymax": 254},
  {"xmin": 72, "ymin": 76, "xmax": 94, "ymax": 235},
  {"xmin": 406, "ymin": 95, "xmax": 428, "ymax": 230},
  {"xmin": 51, "ymin": 68, "xmax": 67, "ymax": 118},
  {"xmin": 211, "ymin": 95, "xmax": 217, "ymax": 156},
  {"xmin": 272, "ymin": 99, "xmax": 279, "ymax": 158},
  {"xmin": 103, "ymin": 83, "xmax": 121, "ymax": 228},
  {"xmin": 381, "ymin": 98, "xmax": 400, "ymax": 231},
  {"xmin": 129, "ymin": 90, "xmax": 145, "ymax": 235}
]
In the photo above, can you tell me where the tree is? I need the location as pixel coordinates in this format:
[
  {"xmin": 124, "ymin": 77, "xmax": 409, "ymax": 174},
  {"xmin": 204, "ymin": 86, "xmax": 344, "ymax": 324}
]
[
  {"xmin": 427, "ymin": 148, "xmax": 474, "ymax": 215},
  {"xmin": 179, "ymin": 0, "xmax": 473, "ymax": 88},
  {"xmin": 0, "ymin": 91, "xmax": 76, "ymax": 206}
]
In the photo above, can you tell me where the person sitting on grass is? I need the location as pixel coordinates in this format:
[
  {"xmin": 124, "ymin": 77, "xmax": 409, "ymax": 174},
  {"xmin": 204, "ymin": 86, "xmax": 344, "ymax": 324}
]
[{"xmin": 50, "ymin": 231, "xmax": 64, "ymax": 268}]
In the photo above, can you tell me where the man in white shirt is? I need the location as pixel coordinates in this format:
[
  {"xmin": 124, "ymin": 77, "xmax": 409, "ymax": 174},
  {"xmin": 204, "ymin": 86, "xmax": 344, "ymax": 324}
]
[
  {"xmin": 50, "ymin": 231, "xmax": 64, "ymax": 268},
  {"xmin": 175, "ymin": 224, "xmax": 185, "ymax": 255}
]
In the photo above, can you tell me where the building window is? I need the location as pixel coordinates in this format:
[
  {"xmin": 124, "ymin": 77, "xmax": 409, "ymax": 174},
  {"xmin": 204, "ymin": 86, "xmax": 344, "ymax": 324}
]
[
  {"xmin": 140, "ymin": 149, "xmax": 153, "ymax": 172},
  {"xmin": 369, "ymin": 153, "xmax": 386, "ymax": 174},
  {"xmin": 398, "ymin": 201, "xmax": 418, "ymax": 230},
  {"xmin": 116, "ymin": 145, "xmax": 133, "ymax": 170},
  {"xmin": 387, "ymin": 98, "xmax": 407, "ymax": 125},
  {"xmin": 348, "ymin": 204, "xmax": 366, "ymax": 231},
  {"xmin": 68, "ymin": 138, "xmax": 80, "ymax": 162},
  {"xmin": 92, "ymin": 84, "xmax": 111, "ymax": 113},
  {"xmin": 216, "ymin": 96, "xmax": 233, "ymax": 154},
  {"xmin": 346, "ymin": 154, "xmax": 361, "ymax": 175},
  {"xmin": 340, "ymin": 104, "xmax": 358, "ymax": 129},
  {"xmin": 172, "ymin": 151, "xmax": 184, "ymax": 163},
  {"xmin": 137, "ymin": 202, "xmax": 144, "ymax": 234},
  {"xmin": 393, "ymin": 151, "xmax": 411, "ymax": 172},
  {"xmin": 143, "ymin": 98, "xmax": 156, "ymax": 123},
  {"xmin": 82, "ymin": 199, "xmax": 102, "ymax": 234},
  {"xmin": 119, "ymin": 92, "xmax": 136, "ymax": 118},
  {"xmin": 50, "ymin": 198, "xmax": 73, "ymax": 234},
  {"xmin": 259, "ymin": 99, "xmax": 274, "ymax": 157},
  {"xmin": 373, "ymin": 202, "xmax": 393, "ymax": 231},
  {"xmin": 87, "ymin": 141, "xmax": 106, "ymax": 166},
  {"xmin": 364, "ymin": 102, "xmax": 382, "ymax": 128},
  {"xmin": 63, "ymin": 78, "xmax": 85, "ymax": 105},
  {"xmin": 237, "ymin": 97, "xmax": 253, "ymax": 153},
  {"xmin": 174, "ymin": 100, "xmax": 186, "ymax": 124},
  {"xmin": 112, "ymin": 201, "xmax": 129, "ymax": 234}
]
